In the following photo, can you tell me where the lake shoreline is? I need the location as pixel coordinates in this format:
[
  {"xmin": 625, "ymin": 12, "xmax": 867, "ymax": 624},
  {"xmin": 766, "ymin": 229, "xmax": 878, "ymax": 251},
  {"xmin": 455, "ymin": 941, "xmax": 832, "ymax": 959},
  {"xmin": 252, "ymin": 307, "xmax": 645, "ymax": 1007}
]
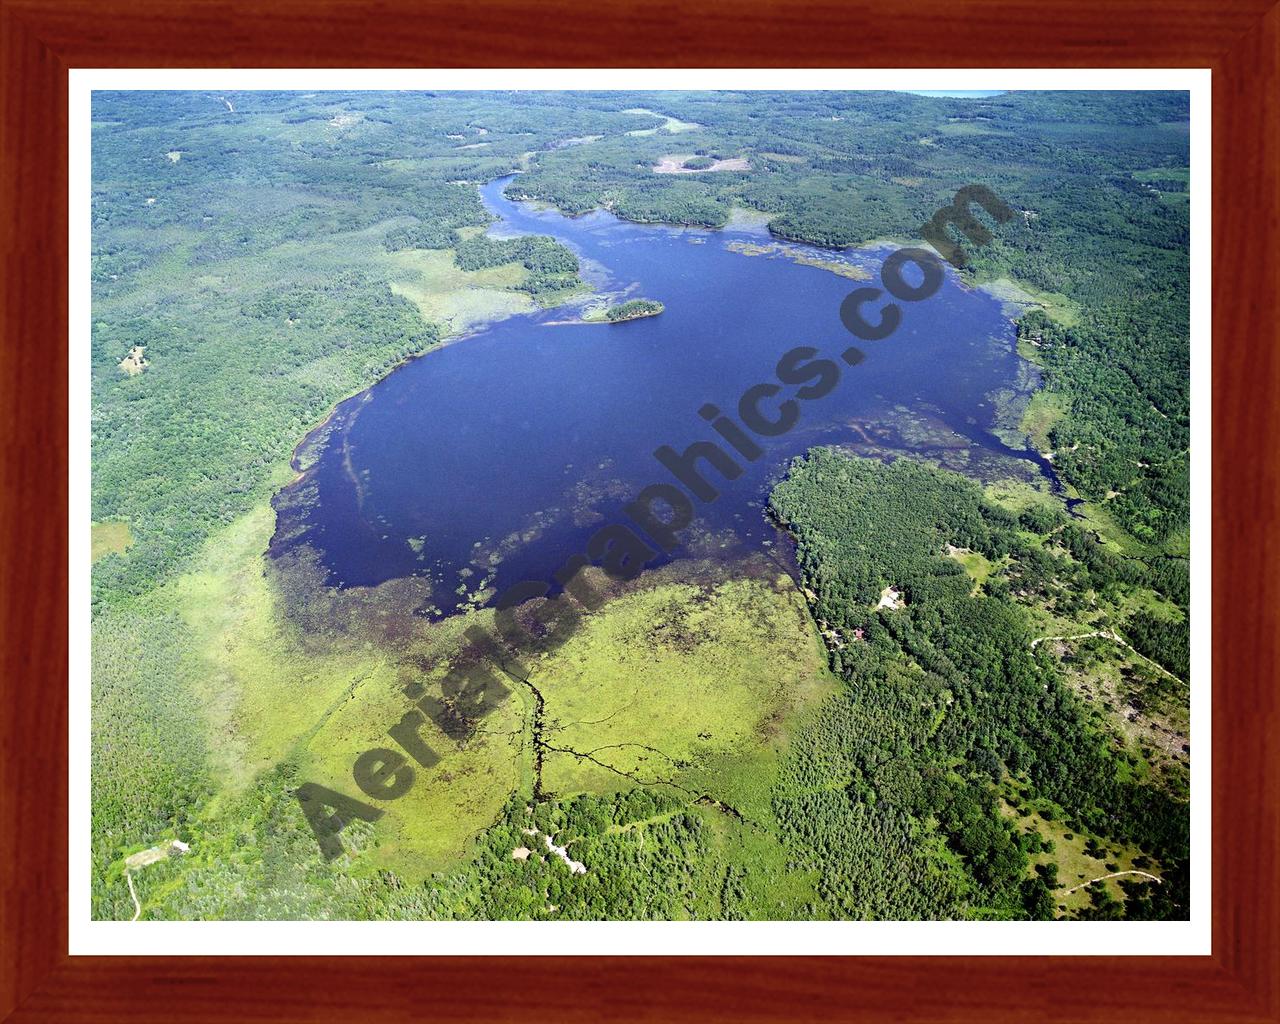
[{"xmin": 276, "ymin": 171, "xmax": 1055, "ymax": 601}]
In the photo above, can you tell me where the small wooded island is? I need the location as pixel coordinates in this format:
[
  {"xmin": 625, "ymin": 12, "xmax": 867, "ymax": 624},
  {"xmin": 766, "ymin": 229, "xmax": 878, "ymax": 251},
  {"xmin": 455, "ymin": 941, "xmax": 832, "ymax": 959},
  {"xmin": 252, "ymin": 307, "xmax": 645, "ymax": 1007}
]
[{"xmin": 585, "ymin": 298, "xmax": 665, "ymax": 323}]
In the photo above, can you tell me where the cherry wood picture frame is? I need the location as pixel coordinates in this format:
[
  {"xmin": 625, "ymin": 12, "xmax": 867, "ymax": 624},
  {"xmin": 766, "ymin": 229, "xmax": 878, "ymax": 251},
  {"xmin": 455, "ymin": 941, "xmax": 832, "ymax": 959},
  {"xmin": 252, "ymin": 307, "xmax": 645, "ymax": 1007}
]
[{"xmin": 2, "ymin": 1, "xmax": 1277, "ymax": 1020}]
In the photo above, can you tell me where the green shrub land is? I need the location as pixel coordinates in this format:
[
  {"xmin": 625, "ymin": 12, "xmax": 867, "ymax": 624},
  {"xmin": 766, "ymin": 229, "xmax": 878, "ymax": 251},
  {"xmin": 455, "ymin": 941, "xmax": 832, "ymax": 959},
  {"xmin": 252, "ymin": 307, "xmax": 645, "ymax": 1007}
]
[
  {"xmin": 769, "ymin": 451, "xmax": 1188, "ymax": 919},
  {"xmin": 91, "ymin": 90, "xmax": 1189, "ymax": 921}
]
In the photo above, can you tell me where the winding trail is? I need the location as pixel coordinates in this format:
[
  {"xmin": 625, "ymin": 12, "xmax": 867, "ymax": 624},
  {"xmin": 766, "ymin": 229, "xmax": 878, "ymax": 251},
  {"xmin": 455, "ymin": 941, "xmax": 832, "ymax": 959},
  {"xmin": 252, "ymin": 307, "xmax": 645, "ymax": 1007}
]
[
  {"xmin": 1030, "ymin": 629, "xmax": 1185, "ymax": 684},
  {"xmin": 120, "ymin": 839, "xmax": 190, "ymax": 921},
  {"xmin": 126, "ymin": 872, "xmax": 142, "ymax": 921},
  {"xmin": 1030, "ymin": 629, "xmax": 1113, "ymax": 649},
  {"xmin": 1063, "ymin": 870, "xmax": 1162, "ymax": 895}
]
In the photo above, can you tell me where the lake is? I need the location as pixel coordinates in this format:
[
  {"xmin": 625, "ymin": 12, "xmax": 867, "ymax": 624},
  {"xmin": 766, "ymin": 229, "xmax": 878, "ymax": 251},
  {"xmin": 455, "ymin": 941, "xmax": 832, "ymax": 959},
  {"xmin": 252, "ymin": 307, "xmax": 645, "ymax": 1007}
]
[{"xmin": 272, "ymin": 176, "xmax": 1053, "ymax": 615}]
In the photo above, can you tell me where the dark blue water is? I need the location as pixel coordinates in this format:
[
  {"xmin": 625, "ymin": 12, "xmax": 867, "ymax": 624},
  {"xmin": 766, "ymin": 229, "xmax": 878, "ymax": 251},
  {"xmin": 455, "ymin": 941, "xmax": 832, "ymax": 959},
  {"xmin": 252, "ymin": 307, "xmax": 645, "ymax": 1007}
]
[{"xmin": 273, "ymin": 177, "xmax": 1052, "ymax": 614}]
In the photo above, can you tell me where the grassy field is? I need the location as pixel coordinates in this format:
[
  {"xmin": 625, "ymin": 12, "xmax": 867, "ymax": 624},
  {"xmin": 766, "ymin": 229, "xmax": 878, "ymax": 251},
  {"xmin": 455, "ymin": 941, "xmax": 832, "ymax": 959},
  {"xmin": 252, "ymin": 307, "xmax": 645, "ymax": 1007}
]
[
  {"xmin": 1001, "ymin": 780, "xmax": 1158, "ymax": 918},
  {"xmin": 946, "ymin": 546, "xmax": 997, "ymax": 592},
  {"xmin": 1069, "ymin": 491, "xmax": 1171, "ymax": 559},
  {"xmin": 91, "ymin": 521, "xmax": 133, "ymax": 562},
  {"xmin": 1132, "ymin": 166, "xmax": 1190, "ymax": 207},
  {"xmin": 983, "ymin": 477, "xmax": 1060, "ymax": 516},
  {"xmin": 538, "ymin": 575, "xmax": 836, "ymax": 797},
  {"xmin": 162, "ymin": 493, "xmax": 529, "ymax": 876},
  {"xmin": 1020, "ymin": 390, "xmax": 1070, "ymax": 451},
  {"xmin": 385, "ymin": 248, "xmax": 535, "ymax": 332},
  {"xmin": 977, "ymin": 277, "xmax": 1080, "ymax": 328},
  {"xmin": 1132, "ymin": 167, "xmax": 1190, "ymax": 184},
  {"xmin": 529, "ymin": 570, "xmax": 837, "ymax": 920},
  {"xmin": 146, "ymin": 495, "xmax": 838, "ymax": 885},
  {"xmin": 179, "ymin": 217, "xmax": 552, "ymax": 336}
]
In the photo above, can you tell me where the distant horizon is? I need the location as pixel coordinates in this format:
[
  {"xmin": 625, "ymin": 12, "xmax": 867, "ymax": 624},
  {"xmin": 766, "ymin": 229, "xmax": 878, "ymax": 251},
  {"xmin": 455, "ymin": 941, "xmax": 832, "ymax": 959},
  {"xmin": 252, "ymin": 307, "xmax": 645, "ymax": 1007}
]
[{"xmin": 902, "ymin": 89, "xmax": 1007, "ymax": 98}]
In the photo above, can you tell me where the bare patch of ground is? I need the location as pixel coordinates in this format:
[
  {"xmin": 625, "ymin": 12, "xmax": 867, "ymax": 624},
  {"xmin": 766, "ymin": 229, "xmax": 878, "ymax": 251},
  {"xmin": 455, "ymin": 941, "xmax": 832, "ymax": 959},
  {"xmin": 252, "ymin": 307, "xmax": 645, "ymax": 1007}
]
[
  {"xmin": 551, "ymin": 135, "xmax": 602, "ymax": 149},
  {"xmin": 119, "ymin": 345, "xmax": 148, "ymax": 375},
  {"xmin": 653, "ymin": 154, "xmax": 750, "ymax": 174},
  {"xmin": 877, "ymin": 586, "xmax": 903, "ymax": 610},
  {"xmin": 622, "ymin": 108, "xmax": 701, "ymax": 135},
  {"xmin": 325, "ymin": 112, "xmax": 364, "ymax": 136},
  {"xmin": 124, "ymin": 838, "xmax": 189, "ymax": 870},
  {"xmin": 522, "ymin": 827, "xmax": 586, "ymax": 874}
]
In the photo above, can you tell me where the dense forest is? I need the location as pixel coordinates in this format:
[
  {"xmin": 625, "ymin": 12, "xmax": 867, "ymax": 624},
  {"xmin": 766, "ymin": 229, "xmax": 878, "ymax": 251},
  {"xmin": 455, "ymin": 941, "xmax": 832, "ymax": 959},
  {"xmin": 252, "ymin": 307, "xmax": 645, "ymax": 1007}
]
[
  {"xmin": 768, "ymin": 450, "xmax": 1188, "ymax": 919},
  {"xmin": 90, "ymin": 89, "xmax": 1191, "ymax": 923}
]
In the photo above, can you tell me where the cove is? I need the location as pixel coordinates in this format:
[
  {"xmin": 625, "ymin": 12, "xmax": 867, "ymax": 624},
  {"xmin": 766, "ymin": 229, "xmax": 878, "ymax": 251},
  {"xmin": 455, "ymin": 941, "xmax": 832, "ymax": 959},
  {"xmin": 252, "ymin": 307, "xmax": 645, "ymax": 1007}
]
[{"xmin": 272, "ymin": 176, "xmax": 1057, "ymax": 616}]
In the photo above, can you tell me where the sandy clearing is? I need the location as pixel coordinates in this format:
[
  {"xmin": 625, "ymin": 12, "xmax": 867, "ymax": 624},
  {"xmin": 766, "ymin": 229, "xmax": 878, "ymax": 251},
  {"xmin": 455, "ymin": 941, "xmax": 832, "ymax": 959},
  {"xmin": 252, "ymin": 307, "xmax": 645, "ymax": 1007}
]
[
  {"xmin": 521, "ymin": 827, "xmax": 587, "ymax": 874},
  {"xmin": 119, "ymin": 345, "xmax": 148, "ymax": 376},
  {"xmin": 623, "ymin": 108, "xmax": 701, "ymax": 136},
  {"xmin": 877, "ymin": 586, "xmax": 903, "ymax": 610},
  {"xmin": 653, "ymin": 154, "xmax": 750, "ymax": 174},
  {"xmin": 122, "ymin": 840, "xmax": 190, "ymax": 921}
]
